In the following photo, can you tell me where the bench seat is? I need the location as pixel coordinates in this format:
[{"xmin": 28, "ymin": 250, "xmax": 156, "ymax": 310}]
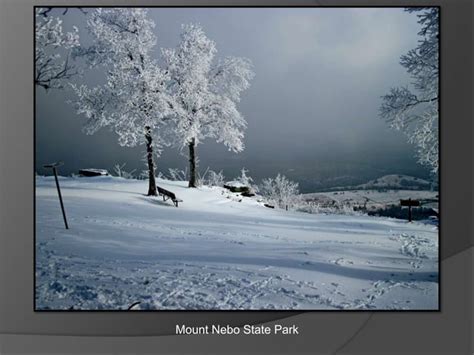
[{"xmin": 157, "ymin": 186, "xmax": 182, "ymax": 207}]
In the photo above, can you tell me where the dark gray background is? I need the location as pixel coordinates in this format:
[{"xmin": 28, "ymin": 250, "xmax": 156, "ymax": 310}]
[{"xmin": 0, "ymin": 0, "xmax": 472, "ymax": 354}]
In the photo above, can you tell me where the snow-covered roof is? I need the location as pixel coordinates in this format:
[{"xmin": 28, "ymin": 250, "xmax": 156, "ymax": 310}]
[
  {"xmin": 224, "ymin": 181, "xmax": 247, "ymax": 188},
  {"xmin": 79, "ymin": 168, "xmax": 109, "ymax": 175}
]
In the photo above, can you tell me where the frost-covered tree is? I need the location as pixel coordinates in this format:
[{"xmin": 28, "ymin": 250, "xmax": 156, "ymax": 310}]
[
  {"xmin": 162, "ymin": 24, "xmax": 254, "ymax": 188},
  {"xmin": 260, "ymin": 174, "xmax": 300, "ymax": 210},
  {"xmin": 70, "ymin": 8, "xmax": 175, "ymax": 196},
  {"xmin": 380, "ymin": 8, "xmax": 439, "ymax": 174},
  {"xmin": 35, "ymin": 8, "xmax": 80, "ymax": 90}
]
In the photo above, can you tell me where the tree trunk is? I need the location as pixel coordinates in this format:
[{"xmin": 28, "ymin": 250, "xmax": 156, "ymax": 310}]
[
  {"xmin": 145, "ymin": 126, "xmax": 158, "ymax": 196},
  {"xmin": 188, "ymin": 137, "xmax": 197, "ymax": 188}
]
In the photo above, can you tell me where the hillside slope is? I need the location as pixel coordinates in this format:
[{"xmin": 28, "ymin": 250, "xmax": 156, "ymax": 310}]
[
  {"xmin": 36, "ymin": 176, "xmax": 438, "ymax": 310},
  {"xmin": 356, "ymin": 174, "xmax": 432, "ymax": 190}
]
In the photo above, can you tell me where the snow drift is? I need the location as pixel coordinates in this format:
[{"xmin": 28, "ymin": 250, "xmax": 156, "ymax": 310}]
[{"xmin": 35, "ymin": 176, "xmax": 438, "ymax": 310}]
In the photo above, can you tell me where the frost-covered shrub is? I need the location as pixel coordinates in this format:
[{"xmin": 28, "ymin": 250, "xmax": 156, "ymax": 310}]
[
  {"xmin": 237, "ymin": 168, "xmax": 252, "ymax": 186},
  {"xmin": 260, "ymin": 174, "xmax": 299, "ymax": 209},
  {"xmin": 202, "ymin": 170, "xmax": 225, "ymax": 187},
  {"xmin": 137, "ymin": 169, "xmax": 150, "ymax": 180},
  {"xmin": 113, "ymin": 163, "xmax": 136, "ymax": 179},
  {"xmin": 167, "ymin": 168, "xmax": 188, "ymax": 181},
  {"xmin": 232, "ymin": 168, "xmax": 258, "ymax": 193}
]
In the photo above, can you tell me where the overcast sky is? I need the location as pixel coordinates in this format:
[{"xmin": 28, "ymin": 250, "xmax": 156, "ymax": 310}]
[{"xmin": 36, "ymin": 8, "xmax": 430, "ymax": 191}]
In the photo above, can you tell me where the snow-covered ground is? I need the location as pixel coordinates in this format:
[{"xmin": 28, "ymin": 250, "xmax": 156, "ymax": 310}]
[
  {"xmin": 35, "ymin": 176, "xmax": 439, "ymax": 310},
  {"xmin": 303, "ymin": 189, "xmax": 438, "ymax": 211}
]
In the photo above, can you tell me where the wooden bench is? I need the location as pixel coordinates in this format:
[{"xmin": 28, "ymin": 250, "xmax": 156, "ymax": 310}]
[{"xmin": 157, "ymin": 186, "xmax": 183, "ymax": 207}]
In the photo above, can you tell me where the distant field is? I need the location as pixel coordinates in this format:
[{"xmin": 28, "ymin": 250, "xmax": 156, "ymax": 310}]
[{"xmin": 302, "ymin": 189, "xmax": 438, "ymax": 216}]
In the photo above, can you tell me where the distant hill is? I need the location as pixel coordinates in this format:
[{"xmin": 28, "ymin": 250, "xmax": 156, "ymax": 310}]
[{"xmin": 355, "ymin": 174, "xmax": 433, "ymax": 190}]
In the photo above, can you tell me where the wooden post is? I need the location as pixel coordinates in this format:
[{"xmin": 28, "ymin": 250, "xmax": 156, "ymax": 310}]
[
  {"xmin": 44, "ymin": 162, "xmax": 69, "ymax": 229},
  {"xmin": 408, "ymin": 199, "xmax": 412, "ymax": 222},
  {"xmin": 400, "ymin": 198, "xmax": 420, "ymax": 223},
  {"xmin": 53, "ymin": 167, "xmax": 69, "ymax": 229}
]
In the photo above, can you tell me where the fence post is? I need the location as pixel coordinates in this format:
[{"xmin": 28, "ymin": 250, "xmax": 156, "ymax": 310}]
[
  {"xmin": 44, "ymin": 162, "xmax": 69, "ymax": 229},
  {"xmin": 400, "ymin": 198, "xmax": 420, "ymax": 223},
  {"xmin": 408, "ymin": 198, "xmax": 412, "ymax": 222}
]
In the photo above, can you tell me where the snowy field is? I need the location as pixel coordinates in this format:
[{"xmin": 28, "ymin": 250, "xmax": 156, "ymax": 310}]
[
  {"xmin": 303, "ymin": 189, "xmax": 439, "ymax": 211},
  {"xmin": 35, "ymin": 176, "xmax": 439, "ymax": 310}
]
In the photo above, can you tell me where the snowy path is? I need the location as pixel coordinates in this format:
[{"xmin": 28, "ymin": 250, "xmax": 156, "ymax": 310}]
[{"xmin": 35, "ymin": 176, "xmax": 438, "ymax": 310}]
